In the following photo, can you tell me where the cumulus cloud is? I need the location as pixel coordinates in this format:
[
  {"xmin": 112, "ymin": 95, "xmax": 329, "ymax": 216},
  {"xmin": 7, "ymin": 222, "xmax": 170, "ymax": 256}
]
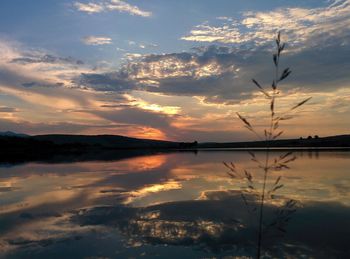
[
  {"xmin": 78, "ymin": 46, "xmax": 243, "ymax": 102},
  {"xmin": 74, "ymin": 2, "xmax": 104, "ymax": 13},
  {"xmin": 75, "ymin": 0, "xmax": 350, "ymax": 106},
  {"xmin": 2, "ymin": 1, "xmax": 350, "ymax": 140},
  {"xmin": 82, "ymin": 36, "xmax": 113, "ymax": 45},
  {"xmin": 124, "ymin": 51, "xmax": 236, "ymax": 80},
  {"xmin": 73, "ymin": 48, "xmax": 242, "ymax": 99},
  {"xmin": 0, "ymin": 39, "xmax": 178, "ymax": 139},
  {"xmin": 181, "ymin": 23, "xmax": 244, "ymax": 44},
  {"xmin": 0, "ymin": 40, "xmax": 108, "ymax": 127},
  {"xmin": 182, "ymin": 0, "xmax": 350, "ymax": 47},
  {"xmin": 107, "ymin": 0, "xmax": 151, "ymax": 17},
  {"xmin": 74, "ymin": 0, "xmax": 152, "ymax": 17}
]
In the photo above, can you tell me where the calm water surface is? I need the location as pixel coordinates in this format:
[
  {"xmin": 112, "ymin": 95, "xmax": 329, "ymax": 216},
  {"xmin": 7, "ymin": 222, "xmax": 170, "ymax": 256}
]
[{"xmin": 0, "ymin": 150, "xmax": 349, "ymax": 258}]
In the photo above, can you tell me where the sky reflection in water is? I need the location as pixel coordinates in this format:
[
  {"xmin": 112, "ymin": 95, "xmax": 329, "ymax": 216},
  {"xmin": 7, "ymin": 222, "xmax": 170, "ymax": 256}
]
[{"xmin": 0, "ymin": 150, "xmax": 349, "ymax": 258}]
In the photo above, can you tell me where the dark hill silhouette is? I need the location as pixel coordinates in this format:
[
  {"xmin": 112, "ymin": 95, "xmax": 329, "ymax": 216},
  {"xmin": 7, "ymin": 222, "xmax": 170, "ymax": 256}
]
[
  {"xmin": 0, "ymin": 134, "xmax": 197, "ymax": 164},
  {"xmin": 0, "ymin": 133, "xmax": 348, "ymax": 164},
  {"xmin": 198, "ymin": 134, "xmax": 350, "ymax": 149},
  {"xmin": 33, "ymin": 134, "xmax": 178, "ymax": 148},
  {"xmin": 0, "ymin": 131, "xmax": 29, "ymax": 137}
]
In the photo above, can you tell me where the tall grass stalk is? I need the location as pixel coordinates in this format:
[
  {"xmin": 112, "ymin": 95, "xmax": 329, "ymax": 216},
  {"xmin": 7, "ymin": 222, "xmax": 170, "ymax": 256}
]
[{"xmin": 226, "ymin": 32, "xmax": 311, "ymax": 258}]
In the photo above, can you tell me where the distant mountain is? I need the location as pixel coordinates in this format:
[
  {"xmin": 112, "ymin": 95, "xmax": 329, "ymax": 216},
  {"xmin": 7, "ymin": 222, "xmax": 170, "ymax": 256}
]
[{"xmin": 0, "ymin": 131, "xmax": 29, "ymax": 138}]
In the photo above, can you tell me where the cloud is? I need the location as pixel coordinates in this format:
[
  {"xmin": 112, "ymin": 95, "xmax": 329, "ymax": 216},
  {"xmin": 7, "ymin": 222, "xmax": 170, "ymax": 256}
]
[
  {"xmin": 74, "ymin": 2, "xmax": 104, "ymax": 13},
  {"xmin": 124, "ymin": 50, "xmax": 236, "ymax": 80},
  {"xmin": 93, "ymin": 107, "xmax": 174, "ymax": 130},
  {"xmin": 0, "ymin": 39, "xmax": 91, "ymax": 91},
  {"xmin": 182, "ymin": 0, "xmax": 350, "ymax": 47},
  {"xmin": 69, "ymin": 194, "xmax": 350, "ymax": 257},
  {"xmin": 181, "ymin": 23, "xmax": 244, "ymax": 44},
  {"xmin": 74, "ymin": 0, "xmax": 152, "ymax": 17},
  {"xmin": 77, "ymin": 1, "xmax": 350, "ymax": 106},
  {"xmin": 0, "ymin": 106, "xmax": 18, "ymax": 113},
  {"xmin": 123, "ymin": 52, "xmax": 143, "ymax": 60},
  {"xmin": 10, "ymin": 54, "xmax": 84, "ymax": 65},
  {"xmin": 77, "ymin": 71, "xmax": 136, "ymax": 91},
  {"xmin": 75, "ymin": 44, "xmax": 296, "ymax": 104},
  {"xmin": 0, "ymin": 39, "xmax": 178, "ymax": 139},
  {"xmin": 78, "ymin": 46, "xmax": 242, "ymax": 102},
  {"xmin": 107, "ymin": 0, "xmax": 152, "ymax": 17},
  {"xmin": 0, "ymin": 118, "xmax": 91, "ymax": 135},
  {"xmin": 82, "ymin": 36, "xmax": 113, "ymax": 45},
  {"xmin": 2, "ymin": 0, "xmax": 350, "ymax": 141},
  {"xmin": 21, "ymin": 82, "xmax": 64, "ymax": 88},
  {"xmin": 127, "ymin": 40, "xmax": 136, "ymax": 46}
]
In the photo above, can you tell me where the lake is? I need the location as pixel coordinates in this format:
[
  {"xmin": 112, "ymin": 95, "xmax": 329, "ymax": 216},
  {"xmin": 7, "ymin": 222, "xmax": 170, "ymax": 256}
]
[{"xmin": 0, "ymin": 150, "xmax": 349, "ymax": 258}]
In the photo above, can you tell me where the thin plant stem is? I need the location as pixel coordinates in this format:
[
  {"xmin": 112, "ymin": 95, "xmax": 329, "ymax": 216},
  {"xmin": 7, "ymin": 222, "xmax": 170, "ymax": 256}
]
[
  {"xmin": 257, "ymin": 149, "xmax": 270, "ymax": 259},
  {"xmin": 257, "ymin": 39, "xmax": 279, "ymax": 259},
  {"xmin": 233, "ymin": 32, "xmax": 310, "ymax": 258}
]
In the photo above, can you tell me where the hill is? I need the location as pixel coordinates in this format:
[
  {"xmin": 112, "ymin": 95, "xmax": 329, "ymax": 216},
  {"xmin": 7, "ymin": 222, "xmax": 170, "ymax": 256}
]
[
  {"xmin": 0, "ymin": 133, "xmax": 348, "ymax": 164},
  {"xmin": 32, "ymin": 134, "xmax": 179, "ymax": 148},
  {"xmin": 198, "ymin": 135, "xmax": 350, "ymax": 149}
]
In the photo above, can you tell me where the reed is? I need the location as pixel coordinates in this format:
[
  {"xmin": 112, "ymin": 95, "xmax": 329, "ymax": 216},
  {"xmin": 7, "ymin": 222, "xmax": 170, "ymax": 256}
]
[{"xmin": 224, "ymin": 32, "xmax": 311, "ymax": 258}]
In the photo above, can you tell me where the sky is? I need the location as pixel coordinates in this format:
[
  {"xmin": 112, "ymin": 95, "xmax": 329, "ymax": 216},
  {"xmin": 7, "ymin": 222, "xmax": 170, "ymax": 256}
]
[{"xmin": 0, "ymin": 0, "xmax": 349, "ymax": 141}]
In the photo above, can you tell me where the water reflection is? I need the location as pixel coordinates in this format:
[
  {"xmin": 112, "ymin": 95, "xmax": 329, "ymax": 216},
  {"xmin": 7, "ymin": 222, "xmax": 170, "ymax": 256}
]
[{"xmin": 0, "ymin": 151, "xmax": 350, "ymax": 258}]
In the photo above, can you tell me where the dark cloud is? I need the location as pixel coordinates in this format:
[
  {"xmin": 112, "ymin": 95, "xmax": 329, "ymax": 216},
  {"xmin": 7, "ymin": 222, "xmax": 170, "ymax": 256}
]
[
  {"xmin": 0, "ymin": 106, "xmax": 176, "ymax": 137},
  {"xmin": 99, "ymin": 104, "xmax": 133, "ymax": 108},
  {"xmin": 0, "ymin": 106, "xmax": 18, "ymax": 113},
  {"xmin": 70, "ymin": 193, "xmax": 350, "ymax": 258},
  {"xmin": 0, "ymin": 67, "xmax": 37, "ymax": 87},
  {"xmin": 10, "ymin": 54, "xmax": 84, "ymax": 65},
  {"xmin": 22, "ymin": 82, "xmax": 65, "ymax": 88},
  {"xmin": 77, "ymin": 40, "xmax": 350, "ymax": 104},
  {"xmin": 77, "ymin": 46, "xmax": 247, "ymax": 102},
  {"xmin": 72, "ymin": 8, "xmax": 350, "ymax": 103},
  {"xmin": 77, "ymin": 72, "xmax": 136, "ymax": 91},
  {"xmin": 93, "ymin": 107, "xmax": 175, "ymax": 130},
  {"xmin": 169, "ymin": 128, "xmax": 252, "ymax": 142},
  {"xmin": 0, "ymin": 119, "xmax": 88, "ymax": 135},
  {"xmin": 0, "ymin": 59, "xmax": 74, "ymax": 90}
]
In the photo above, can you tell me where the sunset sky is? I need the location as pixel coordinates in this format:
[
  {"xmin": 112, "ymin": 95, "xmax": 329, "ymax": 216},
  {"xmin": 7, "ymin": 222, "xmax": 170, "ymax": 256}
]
[{"xmin": 0, "ymin": 0, "xmax": 349, "ymax": 141}]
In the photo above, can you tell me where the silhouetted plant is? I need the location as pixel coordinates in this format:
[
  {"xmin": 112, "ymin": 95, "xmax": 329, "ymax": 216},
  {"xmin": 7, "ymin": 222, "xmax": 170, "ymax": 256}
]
[{"xmin": 224, "ymin": 32, "xmax": 311, "ymax": 258}]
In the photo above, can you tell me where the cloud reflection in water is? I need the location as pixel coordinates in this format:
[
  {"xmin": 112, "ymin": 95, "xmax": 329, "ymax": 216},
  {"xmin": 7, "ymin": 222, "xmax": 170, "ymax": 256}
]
[{"xmin": 0, "ymin": 151, "xmax": 349, "ymax": 258}]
